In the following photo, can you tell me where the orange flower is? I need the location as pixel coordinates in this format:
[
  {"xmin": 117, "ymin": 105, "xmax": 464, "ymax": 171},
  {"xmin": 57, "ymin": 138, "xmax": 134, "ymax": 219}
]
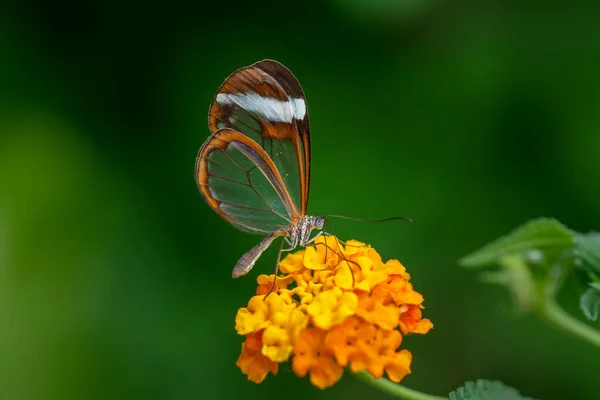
[
  {"xmin": 236, "ymin": 331, "xmax": 279, "ymax": 383},
  {"xmin": 355, "ymin": 289, "xmax": 401, "ymax": 330},
  {"xmin": 234, "ymin": 236, "xmax": 433, "ymax": 388},
  {"xmin": 292, "ymin": 328, "xmax": 343, "ymax": 389}
]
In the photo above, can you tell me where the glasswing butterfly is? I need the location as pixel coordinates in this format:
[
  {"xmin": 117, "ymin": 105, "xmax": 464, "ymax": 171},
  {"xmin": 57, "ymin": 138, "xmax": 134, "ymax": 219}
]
[
  {"xmin": 195, "ymin": 60, "xmax": 409, "ymax": 279},
  {"xmin": 195, "ymin": 59, "xmax": 325, "ymax": 278}
]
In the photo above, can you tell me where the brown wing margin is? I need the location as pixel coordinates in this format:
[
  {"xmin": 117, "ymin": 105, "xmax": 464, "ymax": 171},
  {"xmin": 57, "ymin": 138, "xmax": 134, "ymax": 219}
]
[
  {"xmin": 195, "ymin": 128, "xmax": 301, "ymax": 227},
  {"xmin": 207, "ymin": 60, "xmax": 311, "ymax": 217},
  {"xmin": 253, "ymin": 60, "xmax": 311, "ymax": 217}
]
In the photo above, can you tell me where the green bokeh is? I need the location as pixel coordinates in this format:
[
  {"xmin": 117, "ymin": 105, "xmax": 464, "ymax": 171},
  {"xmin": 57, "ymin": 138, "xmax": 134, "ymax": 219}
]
[{"xmin": 1, "ymin": 1, "xmax": 599, "ymax": 398}]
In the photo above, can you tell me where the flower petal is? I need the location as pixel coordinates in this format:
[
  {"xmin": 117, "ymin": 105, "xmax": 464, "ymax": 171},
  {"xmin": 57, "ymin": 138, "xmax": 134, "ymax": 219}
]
[
  {"xmin": 236, "ymin": 331, "xmax": 279, "ymax": 383},
  {"xmin": 307, "ymin": 287, "xmax": 358, "ymax": 330},
  {"xmin": 292, "ymin": 328, "xmax": 343, "ymax": 389}
]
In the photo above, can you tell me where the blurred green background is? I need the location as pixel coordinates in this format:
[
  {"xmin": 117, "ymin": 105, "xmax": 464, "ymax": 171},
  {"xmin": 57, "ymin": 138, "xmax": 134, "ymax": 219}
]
[{"xmin": 1, "ymin": 0, "xmax": 600, "ymax": 399}]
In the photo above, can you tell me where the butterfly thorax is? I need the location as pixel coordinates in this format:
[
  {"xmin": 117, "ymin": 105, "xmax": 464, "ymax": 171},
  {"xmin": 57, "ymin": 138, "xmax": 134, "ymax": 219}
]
[{"xmin": 285, "ymin": 215, "xmax": 325, "ymax": 249}]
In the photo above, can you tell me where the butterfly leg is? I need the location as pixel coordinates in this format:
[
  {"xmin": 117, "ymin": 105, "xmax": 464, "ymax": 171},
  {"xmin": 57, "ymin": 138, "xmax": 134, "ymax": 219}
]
[
  {"xmin": 323, "ymin": 219, "xmax": 369, "ymax": 248},
  {"xmin": 265, "ymin": 236, "xmax": 296, "ymax": 298},
  {"xmin": 281, "ymin": 236, "xmax": 296, "ymax": 252},
  {"xmin": 304, "ymin": 229, "xmax": 324, "ymax": 245},
  {"xmin": 321, "ymin": 232, "xmax": 367, "ymax": 252},
  {"xmin": 265, "ymin": 237, "xmax": 289, "ymax": 299},
  {"xmin": 303, "ymin": 229, "xmax": 329, "ymax": 259},
  {"xmin": 313, "ymin": 234, "xmax": 360, "ymax": 288}
]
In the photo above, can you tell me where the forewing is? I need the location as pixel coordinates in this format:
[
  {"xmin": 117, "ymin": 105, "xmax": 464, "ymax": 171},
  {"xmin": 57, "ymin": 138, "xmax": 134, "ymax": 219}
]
[
  {"xmin": 195, "ymin": 128, "xmax": 295, "ymax": 234},
  {"xmin": 208, "ymin": 60, "xmax": 311, "ymax": 216}
]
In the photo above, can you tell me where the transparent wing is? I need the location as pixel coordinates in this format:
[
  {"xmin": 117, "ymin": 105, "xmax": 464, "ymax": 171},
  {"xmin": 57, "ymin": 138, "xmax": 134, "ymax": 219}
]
[
  {"xmin": 208, "ymin": 59, "xmax": 311, "ymax": 217},
  {"xmin": 195, "ymin": 128, "xmax": 297, "ymax": 234}
]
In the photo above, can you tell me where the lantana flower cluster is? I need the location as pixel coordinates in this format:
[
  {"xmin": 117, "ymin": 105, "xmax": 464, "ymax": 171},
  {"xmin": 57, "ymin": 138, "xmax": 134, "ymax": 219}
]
[{"xmin": 235, "ymin": 236, "xmax": 433, "ymax": 389}]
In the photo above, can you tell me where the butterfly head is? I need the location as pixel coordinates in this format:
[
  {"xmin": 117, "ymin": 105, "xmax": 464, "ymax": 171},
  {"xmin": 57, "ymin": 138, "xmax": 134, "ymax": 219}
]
[
  {"xmin": 314, "ymin": 216, "xmax": 326, "ymax": 230},
  {"xmin": 295, "ymin": 215, "xmax": 327, "ymax": 247}
]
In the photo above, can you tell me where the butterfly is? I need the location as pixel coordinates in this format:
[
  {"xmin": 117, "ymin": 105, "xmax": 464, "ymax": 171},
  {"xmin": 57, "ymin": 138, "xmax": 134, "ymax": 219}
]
[{"xmin": 194, "ymin": 59, "xmax": 327, "ymax": 278}]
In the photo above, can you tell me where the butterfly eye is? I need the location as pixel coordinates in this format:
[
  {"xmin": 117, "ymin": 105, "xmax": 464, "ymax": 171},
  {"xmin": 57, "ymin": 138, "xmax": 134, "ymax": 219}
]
[{"xmin": 315, "ymin": 216, "xmax": 325, "ymax": 230}]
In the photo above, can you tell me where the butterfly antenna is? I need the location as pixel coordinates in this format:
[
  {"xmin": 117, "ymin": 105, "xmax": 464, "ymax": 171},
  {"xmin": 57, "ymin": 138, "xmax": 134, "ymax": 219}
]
[{"xmin": 326, "ymin": 214, "xmax": 413, "ymax": 223}]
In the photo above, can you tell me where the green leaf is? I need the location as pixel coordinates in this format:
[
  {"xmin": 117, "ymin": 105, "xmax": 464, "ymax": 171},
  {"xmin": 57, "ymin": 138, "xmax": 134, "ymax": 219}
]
[
  {"xmin": 449, "ymin": 380, "xmax": 534, "ymax": 400},
  {"xmin": 573, "ymin": 233, "xmax": 600, "ymax": 275},
  {"xmin": 580, "ymin": 287, "xmax": 600, "ymax": 321},
  {"xmin": 459, "ymin": 218, "xmax": 573, "ymax": 269},
  {"xmin": 591, "ymin": 282, "xmax": 600, "ymax": 291}
]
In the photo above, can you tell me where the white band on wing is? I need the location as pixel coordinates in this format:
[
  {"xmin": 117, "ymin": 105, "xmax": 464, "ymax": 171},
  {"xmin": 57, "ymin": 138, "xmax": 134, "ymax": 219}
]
[{"xmin": 216, "ymin": 92, "xmax": 306, "ymax": 123}]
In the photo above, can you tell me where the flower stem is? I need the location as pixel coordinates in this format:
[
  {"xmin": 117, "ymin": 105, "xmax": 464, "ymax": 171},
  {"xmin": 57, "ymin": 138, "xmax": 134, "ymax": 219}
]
[
  {"xmin": 354, "ymin": 371, "xmax": 446, "ymax": 400},
  {"xmin": 538, "ymin": 299, "xmax": 600, "ymax": 349}
]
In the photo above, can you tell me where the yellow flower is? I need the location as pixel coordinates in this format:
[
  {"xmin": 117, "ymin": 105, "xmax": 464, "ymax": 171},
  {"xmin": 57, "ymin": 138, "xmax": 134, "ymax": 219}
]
[
  {"xmin": 307, "ymin": 287, "xmax": 358, "ymax": 330},
  {"xmin": 234, "ymin": 236, "xmax": 433, "ymax": 388}
]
